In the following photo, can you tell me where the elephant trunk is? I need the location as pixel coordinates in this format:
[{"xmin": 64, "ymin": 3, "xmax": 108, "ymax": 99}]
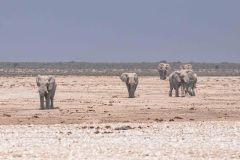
[
  {"xmin": 159, "ymin": 70, "xmax": 167, "ymax": 80},
  {"xmin": 128, "ymin": 83, "xmax": 136, "ymax": 98},
  {"xmin": 39, "ymin": 85, "xmax": 48, "ymax": 97}
]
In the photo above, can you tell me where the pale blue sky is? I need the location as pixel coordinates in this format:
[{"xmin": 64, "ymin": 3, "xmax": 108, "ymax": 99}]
[{"xmin": 0, "ymin": 0, "xmax": 239, "ymax": 62}]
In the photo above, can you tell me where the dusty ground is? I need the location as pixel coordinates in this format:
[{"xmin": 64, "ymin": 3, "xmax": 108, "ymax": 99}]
[
  {"xmin": 0, "ymin": 76, "xmax": 240, "ymax": 124},
  {"xmin": 0, "ymin": 76, "xmax": 240, "ymax": 159}
]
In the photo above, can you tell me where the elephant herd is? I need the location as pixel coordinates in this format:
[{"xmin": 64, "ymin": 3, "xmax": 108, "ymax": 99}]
[
  {"xmin": 167, "ymin": 65, "xmax": 197, "ymax": 97},
  {"xmin": 36, "ymin": 63, "xmax": 197, "ymax": 110}
]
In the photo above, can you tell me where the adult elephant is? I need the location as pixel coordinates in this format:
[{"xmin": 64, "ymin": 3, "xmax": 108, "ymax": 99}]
[
  {"xmin": 36, "ymin": 75, "xmax": 57, "ymax": 109},
  {"xmin": 157, "ymin": 63, "xmax": 170, "ymax": 80},
  {"xmin": 179, "ymin": 64, "xmax": 198, "ymax": 96},
  {"xmin": 168, "ymin": 70, "xmax": 190, "ymax": 97},
  {"xmin": 120, "ymin": 73, "xmax": 138, "ymax": 98},
  {"xmin": 180, "ymin": 64, "xmax": 192, "ymax": 70},
  {"xmin": 184, "ymin": 70, "xmax": 197, "ymax": 96}
]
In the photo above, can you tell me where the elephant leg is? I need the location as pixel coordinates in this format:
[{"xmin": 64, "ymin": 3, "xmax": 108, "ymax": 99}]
[
  {"xmin": 192, "ymin": 82, "xmax": 196, "ymax": 96},
  {"xmin": 185, "ymin": 89, "xmax": 188, "ymax": 96},
  {"xmin": 126, "ymin": 84, "xmax": 131, "ymax": 98},
  {"xmin": 187, "ymin": 88, "xmax": 192, "ymax": 96},
  {"xmin": 185, "ymin": 86, "xmax": 189, "ymax": 96},
  {"xmin": 169, "ymin": 87, "xmax": 173, "ymax": 97},
  {"xmin": 129, "ymin": 86, "xmax": 134, "ymax": 98},
  {"xmin": 131, "ymin": 84, "xmax": 137, "ymax": 98},
  {"xmin": 45, "ymin": 94, "xmax": 50, "ymax": 109},
  {"xmin": 181, "ymin": 85, "xmax": 185, "ymax": 97},
  {"xmin": 192, "ymin": 87, "xmax": 196, "ymax": 96},
  {"xmin": 40, "ymin": 96, "xmax": 44, "ymax": 110},
  {"xmin": 187, "ymin": 83, "xmax": 194, "ymax": 96},
  {"xmin": 134, "ymin": 84, "xmax": 138, "ymax": 96},
  {"xmin": 175, "ymin": 87, "xmax": 179, "ymax": 97},
  {"xmin": 194, "ymin": 82, "xmax": 197, "ymax": 88},
  {"xmin": 50, "ymin": 98, "xmax": 54, "ymax": 109}
]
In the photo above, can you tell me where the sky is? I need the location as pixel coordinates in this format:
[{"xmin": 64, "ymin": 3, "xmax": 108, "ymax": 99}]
[{"xmin": 0, "ymin": 0, "xmax": 240, "ymax": 62}]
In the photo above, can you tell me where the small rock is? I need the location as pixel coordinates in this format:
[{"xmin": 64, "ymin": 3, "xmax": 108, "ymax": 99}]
[
  {"xmin": 105, "ymin": 126, "xmax": 111, "ymax": 129},
  {"xmin": 3, "ymin": 113, "xmax": 11, "ymax": 117},
  {"xmin": 102, "ymin": 131, "xmax": 113, "ymax": 134},
  {"xmin": 174, "ymin": 116, "xmax": 183, "ymax": 119},
  {"xmin": 33, "ymin": 115, "xmax": 39, "ymax": 118},
  {"xmin": 115, "ymin": 126, "xmax": 133, "ymax": 130},
  {"xmin": 13, "ymin": 154, "xmax": 22, "ymax": 158},
  {"xmin": 155, "ymin": 118, "xmax": 163, "ymax": 122}
]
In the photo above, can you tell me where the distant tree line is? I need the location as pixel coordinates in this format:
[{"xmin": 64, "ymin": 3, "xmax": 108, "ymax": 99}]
[{"xmin": 0, "ymin": 61, "xmax": 240, "ymax": 76}]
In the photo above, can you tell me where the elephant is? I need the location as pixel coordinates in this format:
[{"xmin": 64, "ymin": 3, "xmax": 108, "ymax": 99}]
[
  {"xmin": 179, "ymin": 64, "xmax": 197, "ymax": 96},
  {"xmin": 168, "ymin": 70, "xmax": 190, "ymax": 97},
  {"xmin": 120, "ymin": 73, "xmax": 138, "ymax": 98},
  {"xmin": 183, "ymin": 70, "xmax": 197, "ymax": 96},
  {"xmin": 180, "ymin": 64, "xmax": 192, "ymax": 70},
  {"xmin": 157, "ymin": 63, "xmax": 170, "ymax": 80},
  {"xmin": 36, "ymin": 75, "xmax": 57, "ymax": 109}
]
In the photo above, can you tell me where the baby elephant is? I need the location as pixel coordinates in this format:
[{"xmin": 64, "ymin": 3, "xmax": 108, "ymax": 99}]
[
  {"xmin": 120, "ymin": 73, "xmax": 138, "ymax": 98},
  {"xmin": 36, "ymin": 75, "xmax": 57, "ymax": 110}
]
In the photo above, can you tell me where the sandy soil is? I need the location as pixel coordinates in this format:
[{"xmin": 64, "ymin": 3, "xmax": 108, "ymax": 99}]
[{"xmin": 0, "ymin": 76, "xmax": 240, "ymax": 124}]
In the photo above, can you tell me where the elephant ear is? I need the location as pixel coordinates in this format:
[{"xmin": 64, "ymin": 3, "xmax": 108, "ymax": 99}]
[
  {"xmin": 157, "ymin": 63, "xmax": 163, "ymax": 70},
  {"xmin": 134, "ymin": 73, "xmax": 138, "ymax": 83},
  {"xmin": 120, "ymin": 73, "xmax": 128, "ymax": 82},
  {"xmin": 165, "ymin": 64, "xmax": 170, "ymax": 70},
  {"xmin": 48, "ymin": 76, "xmax": 55, "ymax": 90},
  {"xmin": 36, "ymin": 75, "xmax": 41, "ymax": 87}
]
